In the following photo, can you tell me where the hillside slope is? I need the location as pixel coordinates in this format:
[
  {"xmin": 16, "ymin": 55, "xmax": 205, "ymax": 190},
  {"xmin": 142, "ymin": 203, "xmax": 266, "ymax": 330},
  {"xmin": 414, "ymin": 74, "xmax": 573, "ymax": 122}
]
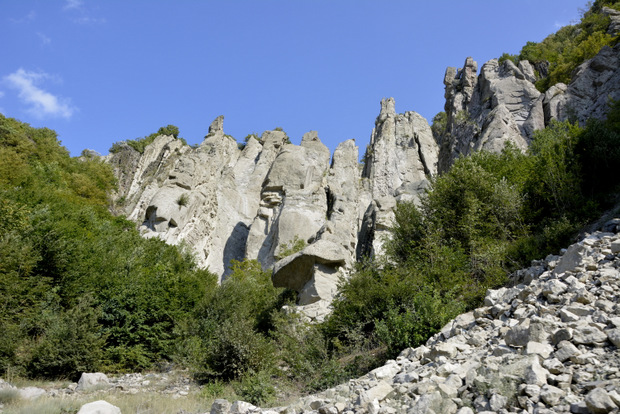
[{"xmin": 239, "ymin": 223, "xmax": 620, "ymax": 414}]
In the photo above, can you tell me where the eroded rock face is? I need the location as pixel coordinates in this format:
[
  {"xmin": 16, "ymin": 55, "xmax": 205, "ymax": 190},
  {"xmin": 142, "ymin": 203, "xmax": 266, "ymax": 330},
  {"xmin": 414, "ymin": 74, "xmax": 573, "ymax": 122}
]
[
  {"xmin": 106, "ymin": 101, "xmax": 437, "ymax": 319},
  {"xmin": 106, "ymin": 118, "xmax": 287, "ymax": 278},
  {"xmin": 106, "ymin": 44, "xmax": 618, "ymax": 317},
  {"xmin": 362, "ymin": 98, "xmax": 438, "ymax": 203},
  {"xmin": 246, "ymin": 131, "xmax": 331, "ymax": 270},
  {"xmin": 438, "ymin": 44, "xmax": 620, "ymax": 172},
  {"xmin": 271, "ymin": 100, "xmax": 438, "ymax": 321},
  {"xmin": 439, "ymin": 57, "xmax": 542, "ymax": 172},
  {"xmin": 359, "ymin": 98, "xmax": 438, "ymax": 259}
]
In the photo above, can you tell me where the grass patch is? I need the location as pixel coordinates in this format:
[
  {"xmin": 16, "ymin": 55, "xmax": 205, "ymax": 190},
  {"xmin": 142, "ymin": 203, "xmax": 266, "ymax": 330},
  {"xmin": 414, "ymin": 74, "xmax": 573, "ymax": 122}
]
[
  {"xmin": 0, "ymin": 388, "xmax": 20, "ymax": 406},
  {"xmin": 1, "ymin": 391, "xmax": 212, "ymax": 414}
]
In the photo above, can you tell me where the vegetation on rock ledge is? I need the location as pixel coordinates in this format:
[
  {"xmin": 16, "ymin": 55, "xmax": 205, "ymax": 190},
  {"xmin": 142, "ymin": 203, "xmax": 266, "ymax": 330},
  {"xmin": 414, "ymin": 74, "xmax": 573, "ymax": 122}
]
[{"xmin": 499, "ymin": 0, "xmax": 619, "ymax": 91}]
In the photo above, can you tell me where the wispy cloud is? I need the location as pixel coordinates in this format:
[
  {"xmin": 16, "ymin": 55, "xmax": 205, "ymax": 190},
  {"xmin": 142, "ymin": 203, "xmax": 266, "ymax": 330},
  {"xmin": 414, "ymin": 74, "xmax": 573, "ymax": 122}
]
[
  {"xmin": 64, "ymin": 0, "xmax": 84, "ymax": 10},
  {"xmin": 10, "ymin": 10, "xmax": 36, "ymax": 24},
  {"xmin": 63, "ymin": 0, "xmax": 105, "ymax": 25},
  {"xmin": 36, "ymin": 32, "xmax": 52, "ymax": 46},
  {"xmin": 3, "ymin": 69, "xmax": 76, "ymax": 119},
  {"xmin": 73, "ymin": 16, "xmax": 106, "ymax": 25}
]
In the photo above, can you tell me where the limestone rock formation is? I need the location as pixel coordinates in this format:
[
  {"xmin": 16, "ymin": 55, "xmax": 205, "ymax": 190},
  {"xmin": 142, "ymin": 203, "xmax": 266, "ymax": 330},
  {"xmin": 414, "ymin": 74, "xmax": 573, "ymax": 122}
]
[
  {"xmin": 438, "ymin": 43, "xmax": 620, "ymax": 172},
  {"xmin": 439, "ymin": 57, "xmax": 543, "ymax": 172},
  {"xmin": 105, "ymin": 100, "xmax": 437, "ymax": 320},
  {"xmin": 246, "ymin": 130, "xmax": 331, "ymax": 270},
  {"xmin": 362, "ymin": 98, "xmax": 437, "ymax": 203},
  {"xmin": 76, "ymin": 372, "xmax": 110, "ymax": 392},
  {"xmin": 358, "ymin": 98, "xmax": 438, "ymax": 259},
  {"xmin": 106, "ymin": 118, "xmax": 288, "ymax": 278},
  {"xmin": 603, "ymin": 7, "xmax": 620, "ymax": 36}
]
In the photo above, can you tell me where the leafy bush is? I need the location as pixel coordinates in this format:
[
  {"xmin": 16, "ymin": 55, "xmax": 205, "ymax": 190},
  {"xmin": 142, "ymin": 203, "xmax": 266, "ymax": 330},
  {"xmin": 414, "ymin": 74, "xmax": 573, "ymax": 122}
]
[
  {"xmin": 525, "ymin": 120, "xmax": 586, "ymax": 223},
  {"xmin": 184, "ymin": 260, "xmax": 283, "ymax": 381},
  {"xmin": 324, "ymin": 260, "xmax": 466, "ymax": 360},
  {"xmin": 276, "ymin": 235, "xmax": 307, "ymax": 260},
  {"xmin": 233, "ymin": 370, "xmax": 276, "ymax": 405},
  {"xmin": 430, "ymin": 112, "xmax": 447, "ymax": 142},
  {"xmin": 576, "ymin": 100, "xmax": 620, "ymax": 198},
  {"xmin": 26, "ymin": 297, "xmax": 105, "ymax": 380}
]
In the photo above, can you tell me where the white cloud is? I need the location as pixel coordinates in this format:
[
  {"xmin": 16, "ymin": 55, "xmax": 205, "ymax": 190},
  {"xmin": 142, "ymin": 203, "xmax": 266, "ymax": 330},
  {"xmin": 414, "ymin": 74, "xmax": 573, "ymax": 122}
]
[
  {"xmin": 3, "ymin": 69, "xmax": 75, "ymax": 119},
  {"xmin": 64, "ymin": 0, "xmax": 83, "ymax": 10},
  {"xmin": 63, "ymin": 0, "xmax": 106, "ymax": 25},
  {"xmin": 37, "ymin": 32, "xmax": 51, "ymax": 45},
  {"xmin": 73, "ymin": 16, "xmax": 106, "ymax": 25}
]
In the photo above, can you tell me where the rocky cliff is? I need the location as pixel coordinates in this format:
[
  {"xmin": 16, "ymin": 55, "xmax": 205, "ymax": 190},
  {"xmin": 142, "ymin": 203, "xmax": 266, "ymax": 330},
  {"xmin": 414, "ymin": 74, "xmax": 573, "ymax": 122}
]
[
  {"xmin": 438, "ymin": 43, "xmax": 620, "ymax": 173},
  {"xmin": 106, "ymin": 97, "xmax": 437, "ymax": 321},
  {"xmin": 105, "ymin": 44, "xmax": 620, "ymax": 320}
]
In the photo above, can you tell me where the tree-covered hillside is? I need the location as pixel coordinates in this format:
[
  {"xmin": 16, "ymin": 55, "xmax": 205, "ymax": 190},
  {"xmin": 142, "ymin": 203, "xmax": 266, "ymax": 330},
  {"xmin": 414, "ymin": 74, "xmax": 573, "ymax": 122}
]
[{"xmin": 0, "ymin": 114, "xmax": 216, "ymax": 379}]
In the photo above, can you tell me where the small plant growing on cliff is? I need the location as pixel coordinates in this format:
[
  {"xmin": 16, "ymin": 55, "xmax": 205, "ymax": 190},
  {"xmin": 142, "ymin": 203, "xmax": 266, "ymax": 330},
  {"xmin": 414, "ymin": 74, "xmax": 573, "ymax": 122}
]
[
  {"xmin": 177, "ymin": 193, "xmax": 189, "ymax": 207},
  {"xmin": 109, "ymin": 142, "xmax": 125, "ymax": 154},
  {"xmin": 431, "ymin": 112, "xmax": 447, "ymax": 141},
  {"xmin": 276, "ymin": 236, "xmax": 307, "ymax": 260},
  {"xmin": 273, "ymin": 127, "xmax": 292, "ymax": 144},
  {"xmin": 238, "ymin": 133, "xmax": 262, "ymax": 150},
  {"xmin": 455, "ymin": 110, "xmax": 473, "ymax": 125}
]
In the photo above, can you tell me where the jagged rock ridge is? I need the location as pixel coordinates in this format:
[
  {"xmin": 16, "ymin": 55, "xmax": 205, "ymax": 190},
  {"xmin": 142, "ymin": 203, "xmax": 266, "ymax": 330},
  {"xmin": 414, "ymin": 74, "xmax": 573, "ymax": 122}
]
[
  {"xmin": 438, "ymin": 43, "xmax": 620, "ymax": 173},
  {"xmin": 106, "ymin": 98, "xmax": 437, "ymax": 321}
]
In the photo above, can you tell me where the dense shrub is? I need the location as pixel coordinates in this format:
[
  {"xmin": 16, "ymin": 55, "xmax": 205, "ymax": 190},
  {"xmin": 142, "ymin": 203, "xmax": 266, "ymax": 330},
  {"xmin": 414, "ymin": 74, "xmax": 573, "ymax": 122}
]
[
  {"xmin": 576, "ymin": 100, "xmax": 620, "ymax": 198},
  {"xmin": 26, "ymin": 297, "xmax": 105, "ymax": 380},
  {"xmin": 183, "ymin": 260, "xmax": 283, "ymax": 381},
  {"xmin": 324, "ymin": 260, "xmax": 466, "ymax": 360}
]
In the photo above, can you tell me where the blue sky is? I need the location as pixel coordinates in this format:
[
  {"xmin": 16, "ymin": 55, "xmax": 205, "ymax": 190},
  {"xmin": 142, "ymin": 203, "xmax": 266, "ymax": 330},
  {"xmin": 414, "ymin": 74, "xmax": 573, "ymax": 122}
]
[{"xmin": 1, "ymin": 0, "xmax": 589, "ymax": 156}]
